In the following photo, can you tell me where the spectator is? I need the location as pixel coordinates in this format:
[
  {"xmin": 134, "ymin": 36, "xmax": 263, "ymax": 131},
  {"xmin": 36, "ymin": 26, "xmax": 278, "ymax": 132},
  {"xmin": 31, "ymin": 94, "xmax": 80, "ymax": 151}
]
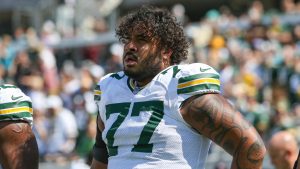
[
  {"xmin": 268, "ymin": 131, "xmax": 299, "ymax": 169},
  {"xmin": 1, "ymin": 1, "xmax": 300, "ymax": 168},
  {"xmin": 44, "ymin": 95, "xmax": 78, "ymax": 163}
]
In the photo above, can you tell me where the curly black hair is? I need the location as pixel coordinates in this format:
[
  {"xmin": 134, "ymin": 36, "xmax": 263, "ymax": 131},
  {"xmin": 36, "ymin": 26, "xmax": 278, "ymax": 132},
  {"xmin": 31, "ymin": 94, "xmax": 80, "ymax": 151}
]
[{"xmin": 116, "ymin": 5, "xmax": 190, "ymax": 65}]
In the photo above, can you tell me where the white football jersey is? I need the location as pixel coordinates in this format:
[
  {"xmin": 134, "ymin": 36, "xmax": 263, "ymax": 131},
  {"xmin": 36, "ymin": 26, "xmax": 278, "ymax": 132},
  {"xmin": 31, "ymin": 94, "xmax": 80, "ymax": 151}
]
[
  {"xmin": 0, "ymin": 84, "xmax": 33, "ymax": 125},
  {"xmin": 94, "ymin": 63, "xmax": 221, "ymax": 169}
]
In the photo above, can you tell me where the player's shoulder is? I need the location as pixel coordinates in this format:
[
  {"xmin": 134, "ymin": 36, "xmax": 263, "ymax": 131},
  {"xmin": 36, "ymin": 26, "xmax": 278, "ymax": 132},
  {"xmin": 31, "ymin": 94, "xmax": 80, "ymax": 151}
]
[
  {"xmin": 178, "ymin": 63, "xmax": 219, "ymax": 81},
  {"xmin": 0, "ymin": 84, "xmax": 19, "ymax": 90},
  {"xmin": 98, "ymin": 71, "xmax": 126, "ymax": 84},
  {"xmin": 158, "ymin": 63, "xmax": 219, "ymax": 79},
  {"xmin": 0, "ymin": 84, "xmax": 32, "ymax": 112},
  {"xmin": 0, "ymin": 84, "xmax": 31, "ymax": 103},
  {"xmin": 0, "ymin": 84, "xmax": 23, "ymax": 94},
  {"xmin": 0, "ymin": 84, "xmax": 33, "ymax": 124},
  {"xmin": 177, "ymin": 63, "xmax": 220, "ymax": 95},
  {"xmin": 157, "ymin": 63, "xmax": 220, "ymax": 95},
  {"xmin": 93, "ymin": 71, "xmax": 126, "ymax": 101}
]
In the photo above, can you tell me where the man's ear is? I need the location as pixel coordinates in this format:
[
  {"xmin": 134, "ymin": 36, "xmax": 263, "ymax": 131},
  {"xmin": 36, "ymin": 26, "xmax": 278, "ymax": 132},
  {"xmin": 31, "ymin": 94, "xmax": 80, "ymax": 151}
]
[{"xmin": 161, "ymin": 49, "xmax": 173, "ymax": 60}]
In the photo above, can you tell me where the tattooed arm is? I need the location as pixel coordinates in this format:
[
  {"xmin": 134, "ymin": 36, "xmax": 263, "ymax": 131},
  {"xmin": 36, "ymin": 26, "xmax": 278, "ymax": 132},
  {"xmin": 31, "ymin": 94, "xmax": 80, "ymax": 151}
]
[
  {"xmin": 0, "ymin": 121, "xmax": 39, "ymax": 169},
  {"xmin": 181, "ymin": 93, "xmax": 266, "ymax": 169}
]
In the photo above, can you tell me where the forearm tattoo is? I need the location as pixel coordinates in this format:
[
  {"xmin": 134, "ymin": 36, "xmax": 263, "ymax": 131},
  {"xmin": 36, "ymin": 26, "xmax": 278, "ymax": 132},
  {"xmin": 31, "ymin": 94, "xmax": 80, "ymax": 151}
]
[{"xmin": 186, "ymin": 94, "xmax": 265, "ymax": 169}]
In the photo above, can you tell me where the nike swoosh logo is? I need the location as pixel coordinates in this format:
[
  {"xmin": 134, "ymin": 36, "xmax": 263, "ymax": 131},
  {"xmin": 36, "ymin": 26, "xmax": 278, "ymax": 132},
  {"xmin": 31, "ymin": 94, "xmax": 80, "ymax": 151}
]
[
  {"xmin": 200, "ymin": 67, "xmax": 211, "ymax": 72},
  {"xmin": 11, "ymin": 95, "xmax": 23, "ymax": 100}
]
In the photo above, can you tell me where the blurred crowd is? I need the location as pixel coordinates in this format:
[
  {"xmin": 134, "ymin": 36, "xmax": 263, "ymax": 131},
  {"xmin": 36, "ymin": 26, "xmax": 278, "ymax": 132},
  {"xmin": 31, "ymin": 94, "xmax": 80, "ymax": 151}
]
[
  {"xmin": 184, "ymin": 0, "xmax": 300, "ymax": 141},
  {"xmin": 1, "ymin": 0, "xmax": 300, "ymax": 168}
]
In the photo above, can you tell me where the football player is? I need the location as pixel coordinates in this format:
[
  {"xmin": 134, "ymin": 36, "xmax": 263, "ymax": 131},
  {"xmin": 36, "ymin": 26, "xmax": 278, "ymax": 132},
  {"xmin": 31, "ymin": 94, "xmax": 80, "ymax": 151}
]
[
  {"xmin": 91, "ymin": 5, "xmax": 266, "ymax": 169},
  {"xmin": 0, "ymin": 84, "xmax": 38, "ymax": 169}
]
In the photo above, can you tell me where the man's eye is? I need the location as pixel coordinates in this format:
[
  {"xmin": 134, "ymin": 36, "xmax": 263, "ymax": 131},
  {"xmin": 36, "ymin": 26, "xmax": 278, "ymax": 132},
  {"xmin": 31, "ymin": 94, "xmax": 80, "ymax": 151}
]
[
  {"xmin": 138, "ymin": 38, "xmax": 147, "ymax": 42},
  {"xmin": 121, "ymin": 38, "xmax": 129, "ymax": 44}
]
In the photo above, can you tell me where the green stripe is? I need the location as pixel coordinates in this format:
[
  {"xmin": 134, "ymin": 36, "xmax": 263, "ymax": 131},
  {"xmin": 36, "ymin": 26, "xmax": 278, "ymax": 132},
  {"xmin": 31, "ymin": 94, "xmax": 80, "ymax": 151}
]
[
  {"xmin": 94, "ymin": 85, "xmax": 100, "ymax": 91},
  {"xmin": 131, "ymin": 100, "xmax": 164, "ymax": 153},
  {"xmin": 127, "ymin": 78, "xmax": 134, "ymax": 92},
  {"xmin": 0, "ymin": 84, "xmax": 17, "ymax": 89},
  {"xmin": 178, "ymin": 73, "xmax": 219, "ymax": 84},
  {"xmin": 0, "ymin": 101, "xmax": 32, "ymax": 109},
  {"xmin": 94, "ymin": 95, "xmax": 101, "ymax": 101},
  {"xmin": 105, "ymin": 102, "xmax": 130, "ymax": 156},
  {"xmin": 160, "ymin": 67, "xmax": 172, "ymax": 75},
  {"xmin": 0, "ymin": 112, "xmax": 32, "ymax": 120},
  {"xmin": 177, "ymin": 83, "xmax": 220, "ymax": 94}
]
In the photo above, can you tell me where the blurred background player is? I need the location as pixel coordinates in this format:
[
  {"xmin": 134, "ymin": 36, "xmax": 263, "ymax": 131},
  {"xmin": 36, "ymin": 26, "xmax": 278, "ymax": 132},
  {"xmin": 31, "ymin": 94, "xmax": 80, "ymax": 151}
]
[
  {"xmin": 0, "ymin": 84, "xmax": 39, "ymax": 169},
  {"xmin": 268, "ymin": 130, "xmax": 298, "ymax": 169}
]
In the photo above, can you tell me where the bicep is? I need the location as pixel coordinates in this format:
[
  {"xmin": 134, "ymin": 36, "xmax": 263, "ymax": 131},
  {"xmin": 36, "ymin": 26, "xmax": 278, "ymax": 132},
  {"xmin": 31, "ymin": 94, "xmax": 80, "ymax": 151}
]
[
  {"xmin": 181, "ymin": 93, "xmax": 265, "ymax": 158},
  {"xmin": 0, "ymin": 121, "xmax": 39, "ymax": 169}
]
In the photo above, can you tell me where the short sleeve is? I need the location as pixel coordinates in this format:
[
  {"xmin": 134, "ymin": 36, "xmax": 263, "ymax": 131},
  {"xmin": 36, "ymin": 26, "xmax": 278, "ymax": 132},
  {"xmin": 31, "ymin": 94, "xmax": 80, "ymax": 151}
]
[
  {"xmin": 0, "ymin": 84, "xmax": 33, "ymax": 125},
  {"xmin": 176, "ymin": 63, "xmax": 221, "ymax": 102},
  {"xmin": 93, "ymin": 73, "xmax": 113, "ymax": 104}
]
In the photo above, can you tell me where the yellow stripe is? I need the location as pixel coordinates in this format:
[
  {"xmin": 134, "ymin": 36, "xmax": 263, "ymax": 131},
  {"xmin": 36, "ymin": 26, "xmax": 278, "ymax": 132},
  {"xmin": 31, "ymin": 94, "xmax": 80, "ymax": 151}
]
[
  {"xmin": 0, "ymin": 107, "xmax": 33, "ymax": 115},
  {"xmin": 130, "ymin": 79, "xmax": 135, "ymax": 89},
  {"xmin": 178, "ymin": 78, "xmax": 220, "ymax": 89},
  {"xmin": 94, "ymin": 90, "xmax": 102, "ymax": 95}
]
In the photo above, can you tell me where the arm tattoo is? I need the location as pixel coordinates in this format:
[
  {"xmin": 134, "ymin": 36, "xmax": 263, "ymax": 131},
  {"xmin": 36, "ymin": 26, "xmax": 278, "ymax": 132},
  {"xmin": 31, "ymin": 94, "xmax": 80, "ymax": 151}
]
[
  {"xmin": 186, "ymin": 94, "xmax": 265, "ymax": 169},
  {"xmin": 247, "ymin": 138, "xmax": 265, "ymax": 163}
]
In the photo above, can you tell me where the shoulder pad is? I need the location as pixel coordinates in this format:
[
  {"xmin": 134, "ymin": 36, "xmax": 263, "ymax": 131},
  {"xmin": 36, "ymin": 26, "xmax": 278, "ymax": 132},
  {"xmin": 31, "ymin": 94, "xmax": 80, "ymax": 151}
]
[
  {"xmin": 175, "ymin": 63, "xmax": 221, "ymax": 95},
  {"xmin": 0, "ymin": 84, "xmax": 32, "ymax": 103},
  {"xmin": 0, "ymin": 84, "xmax": 33, "ymax": 123},
  {"xmin": 93, "ymin": 72, "xmax": 126, "ymax": 102}
]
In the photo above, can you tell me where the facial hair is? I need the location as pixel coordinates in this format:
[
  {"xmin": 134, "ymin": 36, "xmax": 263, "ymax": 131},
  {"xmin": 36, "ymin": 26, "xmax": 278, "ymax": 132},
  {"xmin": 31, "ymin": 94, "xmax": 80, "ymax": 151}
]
[{"xmin": 123, "ymin": 52, "xmax": 163, "ymax": 82}]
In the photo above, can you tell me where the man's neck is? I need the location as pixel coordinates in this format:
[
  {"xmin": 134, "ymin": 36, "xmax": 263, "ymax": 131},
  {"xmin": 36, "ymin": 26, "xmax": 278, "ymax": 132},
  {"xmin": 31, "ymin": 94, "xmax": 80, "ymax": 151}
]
[
  {"xmin": 136, "ymin": 78, "xmax": 151, "ymax": 87},
  {"xmin": 132, "ymin": 64, "xmax": 170, "ymax": 87}
]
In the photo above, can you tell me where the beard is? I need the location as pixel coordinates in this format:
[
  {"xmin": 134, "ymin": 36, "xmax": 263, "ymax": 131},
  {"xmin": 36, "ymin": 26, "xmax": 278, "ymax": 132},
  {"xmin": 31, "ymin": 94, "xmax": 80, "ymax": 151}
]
[{"xmin": 123, "ymin": 53, "xmax": 163, "ymax": 82}]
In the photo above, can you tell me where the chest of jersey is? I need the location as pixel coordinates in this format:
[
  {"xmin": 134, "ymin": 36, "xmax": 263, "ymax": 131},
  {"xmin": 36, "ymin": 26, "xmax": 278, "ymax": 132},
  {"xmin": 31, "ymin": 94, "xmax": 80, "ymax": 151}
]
[
  {"xmin": 96, "ymin": 64, "xmax": 219, "ymax": 168},
  {"xmin": 99, "ymin": 78, "xmax": 172, "ymax": 156},
  {"xmin": 98, "ymin": 76, "xmax": 211, "ymax": 169}
]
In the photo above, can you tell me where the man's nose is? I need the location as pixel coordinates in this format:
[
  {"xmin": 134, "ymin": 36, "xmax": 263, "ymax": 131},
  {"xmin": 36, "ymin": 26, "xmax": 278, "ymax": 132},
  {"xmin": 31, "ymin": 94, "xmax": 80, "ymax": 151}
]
[{"xmin": 125, "ymin": 41, "xmax": 137, "ymax": 52}]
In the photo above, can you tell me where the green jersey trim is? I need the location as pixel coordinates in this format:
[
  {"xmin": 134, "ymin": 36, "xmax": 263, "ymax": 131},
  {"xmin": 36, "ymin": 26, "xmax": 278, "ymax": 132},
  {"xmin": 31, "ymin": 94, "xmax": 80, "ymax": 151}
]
[
  {"xmin": 178, "ymin": 73, "xmax": 219, "ymax": 84},
  {"xmin": 0, "ymin": 84, "xmax": 18, "ymax": 89},
  {"xmin": 177, "ymin": 73, "xmax": 220, "ymax": 94},
  {"xmin": 0, "ymin": 101, "xmax": 32, "ymax": 110},
  {"xmin": 0, "ymin": 112, "xmax": 32, "ymax": 120},
  {"xmin": 127, "ymin": 78, "xmax": 135, "ymax": 92},
  {"xmin": 177, "ymin": 83, "xmax": 220, "ymax": 94}
]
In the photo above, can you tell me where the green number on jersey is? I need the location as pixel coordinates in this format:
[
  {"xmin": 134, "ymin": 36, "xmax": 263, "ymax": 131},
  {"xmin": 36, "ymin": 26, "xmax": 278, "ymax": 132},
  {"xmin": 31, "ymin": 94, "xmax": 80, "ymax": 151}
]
[
  {"xmin": 106, "ymin": 103, "xmax": 131, "ymax": 156},
  {"xmin": 105, "ymin": 101, "xmax": 164, "ymax": 156},
  {"xmin": 131, "ymin": 101, "xmax": 164, "ymax": 152}
]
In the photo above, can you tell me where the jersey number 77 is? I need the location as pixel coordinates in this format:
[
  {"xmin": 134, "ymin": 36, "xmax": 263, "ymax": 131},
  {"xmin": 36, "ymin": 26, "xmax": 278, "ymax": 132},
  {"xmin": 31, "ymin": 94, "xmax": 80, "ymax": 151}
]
[{"xmin": 105, "ymin": 100, "xmax": 164, "ymax": 156}]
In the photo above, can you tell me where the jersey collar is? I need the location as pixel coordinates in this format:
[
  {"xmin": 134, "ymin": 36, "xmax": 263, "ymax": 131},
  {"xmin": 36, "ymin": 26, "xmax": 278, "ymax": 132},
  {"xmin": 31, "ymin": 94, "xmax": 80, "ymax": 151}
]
[{"xmin": 127, "ymin": 78, "xmax": 146, "ymax": 94}]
